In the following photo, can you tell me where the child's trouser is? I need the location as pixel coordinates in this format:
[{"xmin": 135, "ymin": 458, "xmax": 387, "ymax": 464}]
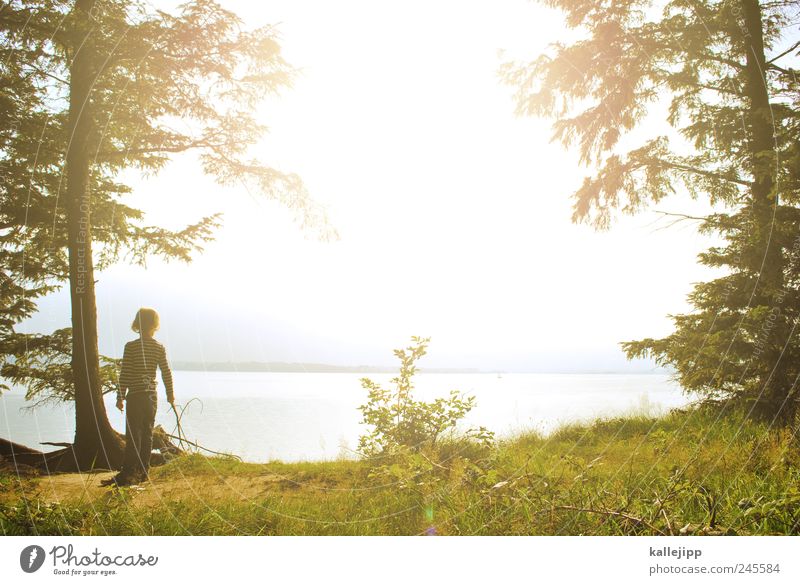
[{"xmin": 122, "ymin": 391, "xmax": 157, "ymax": 479}]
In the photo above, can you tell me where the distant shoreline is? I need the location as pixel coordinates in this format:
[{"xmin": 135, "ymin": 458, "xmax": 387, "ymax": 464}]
[
  {"xmin": 172, "ymin": 361, "xmax": 671, "ymax": 375},
  {"xmin": 172, "ymin": 362, "xmax": 480, "ymax": 374}
]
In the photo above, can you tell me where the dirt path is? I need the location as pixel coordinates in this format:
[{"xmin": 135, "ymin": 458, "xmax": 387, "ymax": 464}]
[{"xmin": 16, "ymin": 470, "xmax": 288, "ymax": 507}]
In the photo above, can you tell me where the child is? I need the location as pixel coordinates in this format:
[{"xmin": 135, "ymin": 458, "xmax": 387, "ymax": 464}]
[{"xmin": 105, "ymin": 307, "xmax": 175, "ymax": 487}]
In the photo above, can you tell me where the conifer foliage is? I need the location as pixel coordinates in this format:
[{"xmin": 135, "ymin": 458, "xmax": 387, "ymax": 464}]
[
  {"xmin": 502, "ymin": 0, "xmax": 800, "ymax": 423},
  {"xmin": 0, "ymin": 0, "xmax": 333, "ymax": 469}
]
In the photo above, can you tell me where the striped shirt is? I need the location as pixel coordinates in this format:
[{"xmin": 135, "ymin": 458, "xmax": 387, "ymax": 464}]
[{"xmin": 117, "ymin": 337, "xmax": 174, "ymax": 403}]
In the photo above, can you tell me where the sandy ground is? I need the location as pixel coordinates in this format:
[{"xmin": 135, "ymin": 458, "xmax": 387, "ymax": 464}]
[{"xmin": 3, "ymin": 470, "xmax": 289, "ymax": 507}]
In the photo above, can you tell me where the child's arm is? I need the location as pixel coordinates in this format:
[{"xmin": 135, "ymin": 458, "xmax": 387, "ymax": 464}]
[
  {"xmin": 117, "ymin": 343, "xmax": 132, "ymax": 410},
  {"xmin": 159, "ymin": 344, "xmax": 175, "ymax": 404}
]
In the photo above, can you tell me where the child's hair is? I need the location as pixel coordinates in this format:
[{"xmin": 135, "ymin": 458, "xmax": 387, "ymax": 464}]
[{"xmin": 131, "ymin": 307, "xmax": 160, "ymax": 337}]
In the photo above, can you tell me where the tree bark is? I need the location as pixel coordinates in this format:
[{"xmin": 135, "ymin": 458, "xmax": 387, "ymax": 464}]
[
  {"xmin": 740, "ymin": 0, "xmax": 792, "ymax": 423},
  {"xmin": 63, "ymin": 0, "xmax": 124, "ymax": 469}
]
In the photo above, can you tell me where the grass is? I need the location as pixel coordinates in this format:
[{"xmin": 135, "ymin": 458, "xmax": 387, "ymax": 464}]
[{"xmin": 2, "ymin": 405, "xmax": 799, "ymax": 535}]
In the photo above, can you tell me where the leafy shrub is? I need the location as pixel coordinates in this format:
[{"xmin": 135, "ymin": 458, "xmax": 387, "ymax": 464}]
[{"xmin": 357, "ymin": 336, "xmax": 494, "ymax": 457}]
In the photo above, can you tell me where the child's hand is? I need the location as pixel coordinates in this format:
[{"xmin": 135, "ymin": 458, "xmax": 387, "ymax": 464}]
[{"xmin": 116, "ymin": 397, "xmax": 124, "ymax": 412}]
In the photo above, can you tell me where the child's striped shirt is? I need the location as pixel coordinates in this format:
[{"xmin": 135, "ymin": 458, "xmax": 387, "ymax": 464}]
[{"xmin": 117, "ymin": 337, "xmax": 174, "ymax": 403}]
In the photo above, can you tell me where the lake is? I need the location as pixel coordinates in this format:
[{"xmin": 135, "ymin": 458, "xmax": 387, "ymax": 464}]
[{"xmin": 0, "ymin": 371, "xmax": 690, "ymax": 462}]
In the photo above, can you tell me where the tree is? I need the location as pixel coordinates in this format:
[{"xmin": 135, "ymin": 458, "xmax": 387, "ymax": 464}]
[
  {"xmin": 0, "ymin": 0, "xmax": 335, "ymax": 470},
  {"xmin": 501, "ymin": 0, "xmax": 800, "ymax": 423}
]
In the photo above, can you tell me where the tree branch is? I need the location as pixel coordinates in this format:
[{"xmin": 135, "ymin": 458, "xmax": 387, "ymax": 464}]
[
  {"xmin": 22, "ymin": 63, "xmax": 68, "ymax": 86},
  {"xmin": 98, "ymin": 138, "xmax": 236, "ymax": 158},
  {"xmin": 766, "ymin": 62, "xmax": 797, "ymax": 76},
  {"xmin": 654, "ymin": 210, "xmax": 714, "ymax": 222},
  {"xmin": 656, "ymin": 159, "xmax": 752, "ymax": 187},
  {"xmin": 767, "ymin": 40, "xmax": 800, "ymax": 64},
  {"xmin": 690, "ymin": 82, "xmax": 743, "ymax": 97},
  {"xmin": 547, "ymin": 504, "xmax": 667, "ymax": 535},
  {"xmin": 697, "ymin": 52, "xmax": 745, "ymax": 72}
]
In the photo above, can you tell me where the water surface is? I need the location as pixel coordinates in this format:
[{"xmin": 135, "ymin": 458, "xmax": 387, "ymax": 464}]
[{"xmin": 0, "ymin": 372, "xmax": 689, "ymax": 462}]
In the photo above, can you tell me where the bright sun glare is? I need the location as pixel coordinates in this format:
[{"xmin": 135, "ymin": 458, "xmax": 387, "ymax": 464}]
[{"xmin": 28, "ymin": 0, "xmax": 716, "ymax": 371}]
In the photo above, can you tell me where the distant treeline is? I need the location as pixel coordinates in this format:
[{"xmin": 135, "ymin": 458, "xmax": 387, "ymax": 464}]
[
  {"xmin": 170, "ymin": 362, "xmax": 672, "ymax": 374},
  {"xmin": 171, "ymin": 362, "xmax": 482, "ymax": 374}
]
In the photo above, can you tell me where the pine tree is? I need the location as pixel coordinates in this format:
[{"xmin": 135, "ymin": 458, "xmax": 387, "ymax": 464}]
[
  {"xmin": 0, "ymin": 0, "xmax": 334, "ymax": 469},
  {"xmin": 502, "ymin": 0, "xmax": 800, "ymax": 423}
]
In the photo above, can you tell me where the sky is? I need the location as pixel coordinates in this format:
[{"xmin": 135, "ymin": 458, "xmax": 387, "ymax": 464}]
[{"xmin": 26, "ymin": 0, "xmax": 721, "ymax": 371}]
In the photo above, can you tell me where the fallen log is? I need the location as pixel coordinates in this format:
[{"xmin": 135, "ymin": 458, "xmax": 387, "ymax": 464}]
[
  {"xmin": 1, "ymin": 408, "xmax": 235, "ymax": 475},
  {"xmin": 0, "ymin": 437, "xmax": 45, "ymax": 457},
  {"xmin": 0, "ymin": 453, "xmax": 41, "ymax": 477},
  {"xmin": 0, "ymin": 430, "xmax": 187, "ymax": 475},
  {"xmin": 0, "ymin": 437, "xmax": 60, "ymax": 474}
]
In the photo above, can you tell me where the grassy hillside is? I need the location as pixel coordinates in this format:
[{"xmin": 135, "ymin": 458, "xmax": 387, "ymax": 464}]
[{"xmin": 1, "ymin": 406, "xmax": 798, "ymax": 535}]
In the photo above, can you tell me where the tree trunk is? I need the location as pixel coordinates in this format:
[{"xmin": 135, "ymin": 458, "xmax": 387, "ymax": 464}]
[
  {"xmin": 740, "ymin": 0, "xmax": 792, "ymax": 423},
  {"xmin": 63, "ymin": 0, "xmax": 124, "ymax": 470}
]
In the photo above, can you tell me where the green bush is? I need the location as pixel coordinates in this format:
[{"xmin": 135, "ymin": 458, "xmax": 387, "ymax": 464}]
[{"xmin": 357, "ymin": 336, "xmax": 494, "ymax": 458}]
